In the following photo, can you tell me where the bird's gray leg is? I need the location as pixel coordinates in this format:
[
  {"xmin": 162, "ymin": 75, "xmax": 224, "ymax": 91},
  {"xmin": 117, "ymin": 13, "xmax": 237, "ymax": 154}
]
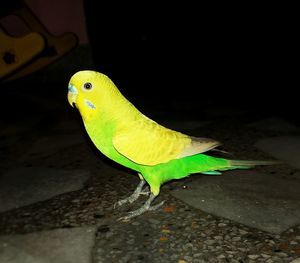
[
  {"xmin": 114, "ymin": 179, "xmax": 149, "ymax": 208},
  {"xmin": 118, "ymin": 193, "xmax": 165, "ymax": 221}
]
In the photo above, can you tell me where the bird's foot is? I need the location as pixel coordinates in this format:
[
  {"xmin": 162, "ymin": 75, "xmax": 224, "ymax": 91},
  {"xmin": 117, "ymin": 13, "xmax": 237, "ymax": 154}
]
[
  {"xmin": 114, "ymin": 190, "xmax": 150, "ymax": 208},
  {"xmin": 118, "ymin": 194, "xmax": 165, "ymax": 221},
  {"xmin": 114, "ymin": 180, "xmax": 149, "ymax": 209}
]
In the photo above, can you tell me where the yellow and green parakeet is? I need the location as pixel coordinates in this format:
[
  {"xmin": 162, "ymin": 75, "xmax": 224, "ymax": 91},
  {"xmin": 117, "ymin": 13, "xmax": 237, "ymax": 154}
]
[{"xmin": 67, "ymin": 70, "xmax": 277, "ymax": 220}]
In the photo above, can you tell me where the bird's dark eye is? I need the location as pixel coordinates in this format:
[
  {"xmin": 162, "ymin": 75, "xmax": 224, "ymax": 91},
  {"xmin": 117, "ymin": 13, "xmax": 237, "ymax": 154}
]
[{"xmin": 83, "ymin": 82, "xmax": 92, "ymax": 90}]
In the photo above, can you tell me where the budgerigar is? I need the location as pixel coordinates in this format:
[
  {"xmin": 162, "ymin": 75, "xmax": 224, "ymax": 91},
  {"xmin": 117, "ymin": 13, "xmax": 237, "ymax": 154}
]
[{"xmin": 67, "ymin": 70, "xmax": 277, "ymax": 220}]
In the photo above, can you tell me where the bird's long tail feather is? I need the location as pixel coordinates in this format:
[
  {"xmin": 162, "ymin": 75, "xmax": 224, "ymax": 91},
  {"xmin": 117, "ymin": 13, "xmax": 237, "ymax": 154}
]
[{"xmin": 228, "ymin": 159, "xmax": 281, "ymax": 170}]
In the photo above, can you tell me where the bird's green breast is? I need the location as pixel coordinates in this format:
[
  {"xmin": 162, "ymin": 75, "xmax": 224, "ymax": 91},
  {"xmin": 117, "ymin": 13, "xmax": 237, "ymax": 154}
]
[{"xmin": 83, "ymin": 116, "xmax": 141, "ymax": 172}]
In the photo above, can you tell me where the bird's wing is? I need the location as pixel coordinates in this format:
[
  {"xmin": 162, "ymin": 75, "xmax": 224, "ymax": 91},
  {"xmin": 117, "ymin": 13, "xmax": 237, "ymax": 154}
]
[{"xmin": 112, "ymin": 116, "xmax": 220, "ymax": 165}]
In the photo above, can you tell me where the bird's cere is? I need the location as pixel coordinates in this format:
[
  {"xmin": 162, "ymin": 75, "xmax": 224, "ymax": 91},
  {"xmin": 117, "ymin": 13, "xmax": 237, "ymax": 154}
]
[{"xmin": 68, "ymin": 84, "xmax": 78, "ymax": 94}]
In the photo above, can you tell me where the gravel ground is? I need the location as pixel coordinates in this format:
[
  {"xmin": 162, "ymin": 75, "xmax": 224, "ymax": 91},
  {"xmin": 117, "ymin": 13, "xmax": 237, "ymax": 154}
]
[{"xmin": 0, "ymin": 171, "xmax": 300, "ymax": 263}]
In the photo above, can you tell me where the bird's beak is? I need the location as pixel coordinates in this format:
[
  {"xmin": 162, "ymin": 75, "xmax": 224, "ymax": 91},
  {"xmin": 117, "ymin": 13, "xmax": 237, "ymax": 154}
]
[{"xmin": 68, "ymin": 84, "xmax": 78, "ymax": 108}]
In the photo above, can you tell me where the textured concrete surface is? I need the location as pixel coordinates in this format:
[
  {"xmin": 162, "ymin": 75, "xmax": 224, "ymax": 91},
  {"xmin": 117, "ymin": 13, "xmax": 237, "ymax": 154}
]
[
  {"xmin": 171, "ymin": 170, "xmax": 300, "ymax": 234},
  {"xmin": 248, "ymin": 117, "xmax": 300, "ymax": 132},
  {"xmin": 255, "ymin": 136, "xmax": 300, "ymax": 169},
  {"xmin": 20, "ymin": 134, "xmax": 86, "ymax": 162},
  {"xmin": 0, "ymin": 167, "xmax": 90, "ymax": 213},
  {"xmin": 0, "ymin": 227, "xmax": 96, "ymax": 263}
]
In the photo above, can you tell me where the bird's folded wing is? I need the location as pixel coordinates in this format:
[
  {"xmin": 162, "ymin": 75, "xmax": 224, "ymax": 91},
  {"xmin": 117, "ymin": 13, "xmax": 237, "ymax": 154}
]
[{"xmin": 112, "ymin": 119, "xmax": 220, "ymax": 166}]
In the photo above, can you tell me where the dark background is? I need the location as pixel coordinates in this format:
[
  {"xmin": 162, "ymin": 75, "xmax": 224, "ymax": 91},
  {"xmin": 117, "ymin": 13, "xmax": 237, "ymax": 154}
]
[
  {"xmin": 0, "ymin": 1, "xmax": 297, "ymax": 122},
  {"xmin": 84, "ymin": 2, "xmax": 297, "ymax": 120}
]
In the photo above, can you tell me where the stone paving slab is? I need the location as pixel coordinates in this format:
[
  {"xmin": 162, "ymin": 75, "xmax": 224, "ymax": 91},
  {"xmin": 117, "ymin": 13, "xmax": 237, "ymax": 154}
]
[
  {"xmin": 247, "ymin": 117, "xmax": 300, "ymax": 132},
  {"xmin": 0, "ymin": 167, "xmax": 90, "ymax": 213},
  {"xmin": 255, "ymin": 136, "xmax": 300, "ymax": 169},
  {"xmin": 0, "ymin": 227, "xmax": 96, "ymax": 263},
  {"xmin": 171, "ymin": 170, "xmax": 300, "ymax": 234},
  {"xmin": 20, "ymin": 134, "xmax": 86, "ymax": 162}
]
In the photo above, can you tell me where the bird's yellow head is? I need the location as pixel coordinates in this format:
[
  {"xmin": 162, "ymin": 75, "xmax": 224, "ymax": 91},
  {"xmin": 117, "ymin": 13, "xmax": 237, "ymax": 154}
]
[{"xmin": 67, "ymin": 70, "xmax": 121, "ymax": 122}]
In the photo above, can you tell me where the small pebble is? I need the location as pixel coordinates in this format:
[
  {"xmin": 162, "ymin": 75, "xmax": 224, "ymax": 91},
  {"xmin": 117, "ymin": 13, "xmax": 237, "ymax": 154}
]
[
  {"xmin": 239, "ymin": 229, "xmax": 248, "ymax": 235},
  {"xmin": 248, "ymin": 254, "xmax": 260, "ymax": 260},
  {"xmin": 232, "ymin": 236, "xmax": 241, "ymax": 242},
  {"xmin": 276, "ymin": 252, "xmax": 288, "ymax": 257}
]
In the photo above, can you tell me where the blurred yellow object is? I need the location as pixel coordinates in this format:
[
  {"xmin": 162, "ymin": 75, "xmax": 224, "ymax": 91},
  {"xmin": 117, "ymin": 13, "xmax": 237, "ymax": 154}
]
[
  {"xmin": 0, "ymin": 0, "xmax": 78, "ymax": 82},
  {"xmin": 0, "ymin": 29, "xmax": 45, "ymax": 79}
]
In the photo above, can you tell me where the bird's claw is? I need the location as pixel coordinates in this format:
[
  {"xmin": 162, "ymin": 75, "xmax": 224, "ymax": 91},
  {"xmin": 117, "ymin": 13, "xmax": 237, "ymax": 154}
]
[
  {"xmin": 148, "ymin": 200, "xmax": 166, "ymax": 211},
  {"xmin": 114, "ymin": 180, "xmax": 149, "ymax": 209},
  {"xmin": 117, "ymin": 216, "xmax": 130, "ymax": 222},
  {"xmin": 117, "ymin": 200, "xmax": 165, "ymax": 222},
  {"xmin": 114, "ymin": 192, "xmax": 150, "ymax": 209},
  {"xmin": 113, "ymin": 199, "xmax": 126, "ymax": 209},
  {"xmin": 139, "ymin": 190, "xmax": 150, "ymax": 196}
]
